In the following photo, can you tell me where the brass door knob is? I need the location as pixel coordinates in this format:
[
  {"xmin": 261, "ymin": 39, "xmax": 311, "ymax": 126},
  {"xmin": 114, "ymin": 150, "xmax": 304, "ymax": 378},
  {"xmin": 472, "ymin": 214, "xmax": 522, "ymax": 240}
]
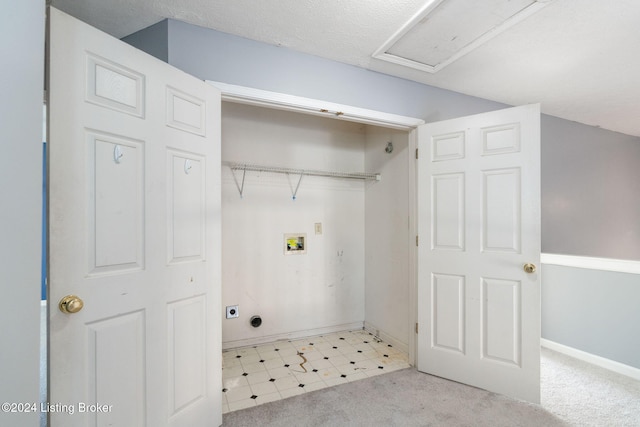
[
  {"xmin": 59, "ymin": 295, "xmax": 84, "ymax": 314},
  {"xmin": 523, "ymin": 263, "xmax": 536, "ymax": 274}
]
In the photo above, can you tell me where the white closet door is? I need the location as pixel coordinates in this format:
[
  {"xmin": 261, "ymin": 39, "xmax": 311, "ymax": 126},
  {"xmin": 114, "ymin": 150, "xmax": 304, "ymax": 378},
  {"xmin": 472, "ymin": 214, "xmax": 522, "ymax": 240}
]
[
  {"xmin": 417, "ymin": 104, "xmax": 541, "ymax": 403},
  {"xmin": 48, "ymin": 8, "xmax": 222, "ymax": 426}
]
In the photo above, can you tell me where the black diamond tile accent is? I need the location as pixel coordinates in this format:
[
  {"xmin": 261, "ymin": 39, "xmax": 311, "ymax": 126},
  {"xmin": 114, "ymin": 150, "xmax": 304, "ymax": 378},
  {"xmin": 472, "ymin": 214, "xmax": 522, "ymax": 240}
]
[
  {"xmin": 357, "ymin": 350, "xmax": 363, "ymax": 353},
  {"xmin": 269, "ymin": 378, "xmax": 276, "ymax": 382},
  {"xmin": 323, "ymin": 357, "xmax": 329, "ymax": 360},
  {"xmin": 339, "ymin": 337, "xmax": 345, "ymax": 340},
  {"xmin": 275, "ymin": 348, "xmax": 280, "ymax": 351},
  {"xmin": 242, "ymin": 373, "xmax": 249, "ymax": 376},
  {"xmin": 383, "ymin": 355, "xmax": 389, "ymax": 358},
  {"xmin": 378, "ymin": 366, "xmax": 384, "ymax": 369},
  {"xmin": 236, "ymin": 355, "xmax": 242, "ymax": 358},
  {"xmin": 388, "ymin": 344, "xmax": 393, "ymax": 347},
  {"xmin": 312, "ymin": 369, "xmax": 318, "ymax": 372},
  {"xmin": 298, "ymin": 384, "xmax": 305, "ymax": 388},
  {"xmin": 350, "ymin": 361, "xmax": 356, "ymax": 364},
  {"xmin": 332, "ymin": 346, "xmax": 338, "ymax": 349},
  {"xmin": 309, "ymin": 343, "xmax": 314, "ymax": 346},
  {"xmin": 222, "ymin": 388, "xmax": 228, "ymax": 393},
  {"xmin": 250, "ymin": 395, "xmax": 258, "ymax": 399},
  {"xmin": 363, "ymin": 341, "xmax": 369, "ymax": 344},
  {"xmin": 259, "ymin": 360, "xmax": 265, "ymax": 363},
  {"xmin": 284, "ymin": 364, "xmax": 290, "ymax": 367},
  {"xmin": 341, "ymin": 374, "xmax": 347, "ymax": 378}
]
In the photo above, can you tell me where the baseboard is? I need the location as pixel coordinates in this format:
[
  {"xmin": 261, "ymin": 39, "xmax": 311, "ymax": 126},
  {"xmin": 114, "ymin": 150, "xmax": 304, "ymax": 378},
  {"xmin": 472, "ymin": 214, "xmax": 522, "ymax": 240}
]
[
  {"xmin": 363, "ymin": 321, "xmax": 409, "ymax": 356},
  {"xmin": 541, "ymin": 338, "xmax": 640, "ymax": 381},
  {"xmin": 222, "ymin": 322, "xmax": 364, "ymax": 350}
]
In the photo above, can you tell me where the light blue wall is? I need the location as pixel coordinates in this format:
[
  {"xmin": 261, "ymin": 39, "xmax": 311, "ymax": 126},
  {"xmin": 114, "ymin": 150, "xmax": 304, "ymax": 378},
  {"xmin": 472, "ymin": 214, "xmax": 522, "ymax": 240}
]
[
  {"xmin": 542, "ymin": 265, "xmax": 640, "ymax": 368},
  {"xmin": 122, "ymin": 19, "xmax": 168, "ymax": 63},
  {"xmin": 0, "ymin": 2, "xmax": 44, "ymax": 426},
  {"xmin": 125, "ymin": 20, "xmax": 640, "ymax": 369},
  {"xmin": 165, "ymin": 19, "xmax": 507, "ymax": 122},
  {"xmin": 542, "ymin": 115, "xmax": 640, "ymax": 261}
]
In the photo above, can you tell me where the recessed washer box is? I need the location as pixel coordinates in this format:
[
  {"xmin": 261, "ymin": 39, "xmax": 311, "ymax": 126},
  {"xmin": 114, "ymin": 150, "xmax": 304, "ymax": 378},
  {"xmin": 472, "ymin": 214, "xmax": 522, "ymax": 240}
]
[{"xmin": 284, "ymin": 233, "xmax": 306, "ymax": 255}]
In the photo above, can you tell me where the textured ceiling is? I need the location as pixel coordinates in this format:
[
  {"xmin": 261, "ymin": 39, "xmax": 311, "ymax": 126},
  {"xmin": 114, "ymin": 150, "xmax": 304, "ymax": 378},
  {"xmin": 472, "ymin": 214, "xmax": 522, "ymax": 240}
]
[{"xmin": 51, "ymin": 0, "xmax": 640, "ymax": 137}]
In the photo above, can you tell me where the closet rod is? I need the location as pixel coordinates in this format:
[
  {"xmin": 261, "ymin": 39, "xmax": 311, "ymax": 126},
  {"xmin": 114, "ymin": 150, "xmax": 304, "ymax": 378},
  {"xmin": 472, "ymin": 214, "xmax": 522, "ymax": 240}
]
[{"xmin": 224, "ymin": 162, "xmax": 381, "ymax": 181}]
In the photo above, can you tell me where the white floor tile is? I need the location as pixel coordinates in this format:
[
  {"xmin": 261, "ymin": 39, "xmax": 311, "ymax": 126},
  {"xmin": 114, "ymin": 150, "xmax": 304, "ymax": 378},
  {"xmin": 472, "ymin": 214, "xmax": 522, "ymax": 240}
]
[
  {"xmin": 279, "ymin": 386, "xmax": 305, "ymax": 399},
  {"xmin": 292, "ymin": 371, "xmax": 323, "ymax": 384},
  {"xmin": 254, "ymin": 391, "xmax": 282, "ymax": 406},
  {"xmin": 326, "ymin": 354, "xmax": 350, "ymax": 367},
  {"xmin": 242, "ymin": 361, "xmax": 268, "ymax": 374},
  {"xmin": 238, "ymin": 353, "xmax": 262, "ymax": 365},
  {"xmin": 302, "ymin": 381, "xmax": 328, "ymax": 393},
  {"xmin": 250, "ymin": 381, "xmax": 279, "ymax": 396},
  {"xmin": 315, "ymin": 367, "xmax": 342, "ymax": 380},
  {"xmin": 224, "ymin": 375, "xmax": 249, "ymax": 390},
  {"xmin": 262, "ymin": 357, "xmax": 285, "ymax": 369},
  {"xmin": 323, "ymin": 376, "xmax": 349, "ymax": 387},
  {"xmin": 222, "ymin": 365, "xmax": 245, "ymax": 378},
  {"xmin": 246, "ymin": 370, "xmax": 271, "ymax": 385},
  {"xmin": 274, "ymin": 375, "xmax": 300, "ymax": 391},
  {"xmin": 225, "ymin": 385, "xmax": 253, "ymax": 403},
  {"xmin": 256, "ymin": 348, "xmax": 281, "ymax": 361},
  {"xmin": 267, "ymin": 366, "xmax": 293, "ymax": 379},
  {"xmin": 236, "ymin": 347, "xmax": 260, "ymax": 357},
  {"xmin": 343, "ymin": 371, "xmax": 368, "ymax": 382},
  {"xmin": 228, "ymin": 398, "xmax": 257, "ymax": 412},
  {"xmin": 222, "ymin": 329, "xmax": 409, "ymax": 414}
]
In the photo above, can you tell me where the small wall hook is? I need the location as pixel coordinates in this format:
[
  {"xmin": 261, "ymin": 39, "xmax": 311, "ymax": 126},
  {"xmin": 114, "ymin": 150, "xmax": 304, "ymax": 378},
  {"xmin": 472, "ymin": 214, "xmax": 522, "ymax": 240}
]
[{"xmin": 114, "ymin": 145, "xmax": 124, "ymax": 163}]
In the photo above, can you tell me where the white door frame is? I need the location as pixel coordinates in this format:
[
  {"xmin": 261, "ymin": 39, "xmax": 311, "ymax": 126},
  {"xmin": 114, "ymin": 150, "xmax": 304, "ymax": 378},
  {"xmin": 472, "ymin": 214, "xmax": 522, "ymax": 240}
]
[{"xmin": 208, "ymin": 81, "xmax": 423, "ymax": 366}]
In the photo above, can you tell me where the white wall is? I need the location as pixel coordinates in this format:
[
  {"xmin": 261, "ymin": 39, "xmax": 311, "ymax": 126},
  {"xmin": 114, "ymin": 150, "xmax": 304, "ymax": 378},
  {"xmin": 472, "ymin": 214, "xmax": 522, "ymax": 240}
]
[
  {"xmin": 221, "ymin": 103, "xmax": 368, "ymax": 347},
  {"xmin": 364, "ymin": 127, "xmax": 410, "ymax": 350},
  {"xmin": 0, "ymin": 2, "xmax": 44, "ymax": 426}
]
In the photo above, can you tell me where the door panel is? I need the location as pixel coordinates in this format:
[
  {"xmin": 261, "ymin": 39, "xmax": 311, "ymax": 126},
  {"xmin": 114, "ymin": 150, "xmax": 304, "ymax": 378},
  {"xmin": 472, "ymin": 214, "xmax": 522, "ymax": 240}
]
[
  {"xmin": 88, "ymin": 131, "xmax": 145, "ymax": 274},
  {"xmin": 417, "ymin": 104, "xmax": 540, "ymax": 403},
  {"xmin": 48, "ymin": 8, "xmax": 221, "ymax": 426},
  {"xmin": 482, "ymin": 168, "xmax": 521, "ymax": 252},
  {"xmin": 87, "ymin": 311, "xmax": 146, "ymax": 426}
]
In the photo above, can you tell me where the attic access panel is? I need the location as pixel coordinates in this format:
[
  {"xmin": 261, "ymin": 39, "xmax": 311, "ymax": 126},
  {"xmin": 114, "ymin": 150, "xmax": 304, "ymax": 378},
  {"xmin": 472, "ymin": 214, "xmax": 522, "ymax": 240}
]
[{"xmin": 373, "ymin": 0, "xmax": 552, "ymax": 73}]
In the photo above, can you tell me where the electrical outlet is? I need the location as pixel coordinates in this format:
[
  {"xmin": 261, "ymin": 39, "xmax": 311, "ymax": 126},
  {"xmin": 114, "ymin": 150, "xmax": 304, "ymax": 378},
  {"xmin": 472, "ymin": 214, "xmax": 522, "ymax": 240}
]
[{"xmin": 226, "ymin": 305, "xmax": 239, "ymax": 319}]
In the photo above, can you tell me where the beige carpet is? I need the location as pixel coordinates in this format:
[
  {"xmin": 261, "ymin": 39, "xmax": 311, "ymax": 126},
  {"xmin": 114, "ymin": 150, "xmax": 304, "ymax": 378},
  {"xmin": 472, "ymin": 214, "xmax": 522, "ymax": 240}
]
[{"xmin": 223, "ymin": 348, "xmax": 640, "ymax": 426}]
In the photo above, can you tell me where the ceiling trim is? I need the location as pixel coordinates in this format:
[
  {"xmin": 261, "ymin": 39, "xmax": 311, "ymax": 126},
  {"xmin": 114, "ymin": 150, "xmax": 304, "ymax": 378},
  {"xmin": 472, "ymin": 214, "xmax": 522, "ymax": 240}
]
[
  {"xmin": 206, "ymin": 81, "xmax": 425, "ymax": 130},
  {"xmin": 372, "ymin": 0, "xmax": 553, "ymax": 74}
]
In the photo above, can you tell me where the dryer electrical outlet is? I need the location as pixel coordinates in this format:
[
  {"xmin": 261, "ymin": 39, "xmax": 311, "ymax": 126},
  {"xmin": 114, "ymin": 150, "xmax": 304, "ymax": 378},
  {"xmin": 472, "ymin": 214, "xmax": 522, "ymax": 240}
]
[{"xmin": 226, "ymin": 305, "xmax": 239, "ymax": 319}]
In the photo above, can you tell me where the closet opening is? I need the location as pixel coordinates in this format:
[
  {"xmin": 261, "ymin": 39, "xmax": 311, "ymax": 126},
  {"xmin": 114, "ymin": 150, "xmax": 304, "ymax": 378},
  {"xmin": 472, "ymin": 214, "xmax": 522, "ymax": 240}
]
[{"xmin": 218, "ymin": 99, "xmax": 417, "ymax": 413}]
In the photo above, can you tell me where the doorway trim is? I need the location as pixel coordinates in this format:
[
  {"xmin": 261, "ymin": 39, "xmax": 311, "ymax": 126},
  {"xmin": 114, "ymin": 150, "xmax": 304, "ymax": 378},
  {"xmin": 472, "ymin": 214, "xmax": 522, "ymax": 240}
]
[
  {"xmin": 207, "ymin": 81, "xmax": 424, "ymax": 131},
  {"xmin": 207, "ymin": 80, "xmax": 423, "ymax": 366}
]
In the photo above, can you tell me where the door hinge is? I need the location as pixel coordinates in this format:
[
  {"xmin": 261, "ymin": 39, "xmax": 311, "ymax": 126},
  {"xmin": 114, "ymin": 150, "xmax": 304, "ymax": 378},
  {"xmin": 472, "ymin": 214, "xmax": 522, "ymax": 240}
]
[
  {"xmin": 415, "ymin": 323, "xmax": 419, "ymax": 334},
  {"xmin": 416, "ymin": 235, "xmax": 419, "ymax": 246},
  {"xmin": 415, "ymin": 148, "xmax": 419, "ymax": 159}
]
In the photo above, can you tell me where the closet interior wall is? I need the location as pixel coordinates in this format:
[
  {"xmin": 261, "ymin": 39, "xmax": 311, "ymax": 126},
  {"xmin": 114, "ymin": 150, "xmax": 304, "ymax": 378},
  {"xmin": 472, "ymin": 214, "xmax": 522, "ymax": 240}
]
[{"xmin": 221, "ymin": 102, "xmax": 410, "ymax": 351}]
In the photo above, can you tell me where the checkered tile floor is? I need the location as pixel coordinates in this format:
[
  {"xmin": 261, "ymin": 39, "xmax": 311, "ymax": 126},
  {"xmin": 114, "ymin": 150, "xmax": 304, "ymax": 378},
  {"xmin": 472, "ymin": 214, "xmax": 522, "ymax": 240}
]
[{"xmin": 222, "ymin": 329, "xmax": 410, "ymax": 413}]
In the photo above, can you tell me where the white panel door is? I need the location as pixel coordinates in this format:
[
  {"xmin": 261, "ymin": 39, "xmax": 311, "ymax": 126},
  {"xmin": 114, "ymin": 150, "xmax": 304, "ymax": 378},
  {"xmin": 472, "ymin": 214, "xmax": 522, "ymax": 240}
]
[
  {"xmin": 417, "ymin": 104, "xmax": 541, "ymax": 403},
  {"xmin": 48, "ymin": 8, "xmax": 222, "ymax": 426}
]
